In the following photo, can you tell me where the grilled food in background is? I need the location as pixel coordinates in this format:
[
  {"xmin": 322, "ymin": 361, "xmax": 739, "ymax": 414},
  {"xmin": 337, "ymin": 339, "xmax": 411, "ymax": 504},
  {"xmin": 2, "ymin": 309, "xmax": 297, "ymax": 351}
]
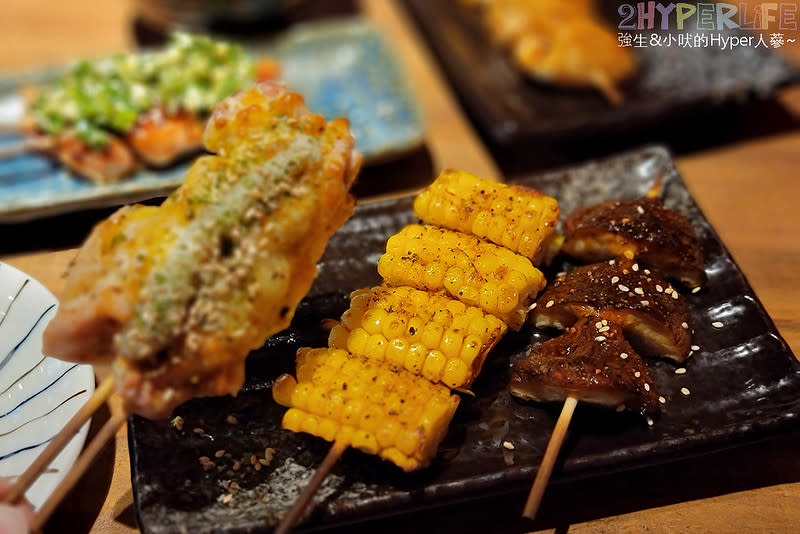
[
  {"xmin": 273, "ymin": 171, "xmax": 557, "ymax": 471},
  {"xmin": 42, "ymin": 81, "xmax": 362, "ymax": 419},
  {"xmin": 470, "ymin": 0, "xmax": 637, "ymax": 104},
  {"xmin": 23, "ymin": 33, "xmax": 280, "ymax": 183}
]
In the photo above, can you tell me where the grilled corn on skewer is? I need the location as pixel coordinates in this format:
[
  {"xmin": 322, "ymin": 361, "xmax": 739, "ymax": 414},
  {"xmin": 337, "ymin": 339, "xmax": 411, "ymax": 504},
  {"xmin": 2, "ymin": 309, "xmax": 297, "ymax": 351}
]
[
  {"xmin": 377, "ymin": 224, "xmax": 546, "ymax": 329},
  {"xmin": 273, "ymin": 348, "xmax": 460, "ymax": 471},
  {"xmin": 329, "ymin": 286, "xmax": 507, "ymax": 388},
  {"xmin": 413, "ymin": 170, "xmax": 560, "ymax": 265}
]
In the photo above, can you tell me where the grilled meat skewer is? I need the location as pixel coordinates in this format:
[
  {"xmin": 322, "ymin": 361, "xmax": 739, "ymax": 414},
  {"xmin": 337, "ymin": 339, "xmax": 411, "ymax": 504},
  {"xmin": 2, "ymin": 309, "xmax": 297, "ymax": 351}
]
[
  {"xmin": 533, "ymin": 259, "xmax": 692, "ymax": 362},
  {"xmin": 511, "ymin": 315, "xmax": 660, "ymax": 415},
  {"xmin": 42, "ymin": 81, "xmax": 361, "ymax": 419},
  {"xmin": 562, "ymin": 197, "xmax": 706, "ymax": 289}
]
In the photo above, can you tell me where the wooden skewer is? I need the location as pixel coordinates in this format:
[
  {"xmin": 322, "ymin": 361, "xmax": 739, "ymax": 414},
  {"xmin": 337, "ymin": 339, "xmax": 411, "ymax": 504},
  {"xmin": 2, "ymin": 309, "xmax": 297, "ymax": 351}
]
[
  {"xmin": 522, "ymin": 394, "xmax": 579, "ymax": 520},
  {"xmin": 274, "ymin": 440, "xmax": 348, "ymax": 534},
  {"xmin": 2, "ymin": 375, "xmax": 115, "ymax": 506},
  {"xmin": 30, "ymin": 409, "xmax": 128, "ymax": 531},
  {"xmin": 0, "ymin": 136, "xmax": 53, "ymax": 158}
]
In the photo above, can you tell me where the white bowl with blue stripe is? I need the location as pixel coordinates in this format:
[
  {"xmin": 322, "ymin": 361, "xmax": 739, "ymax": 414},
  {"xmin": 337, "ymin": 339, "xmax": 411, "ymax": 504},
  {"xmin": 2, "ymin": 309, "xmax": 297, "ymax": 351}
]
[{"xmin": 0, "ymin": 262, "xmax": 95, "ymax": 509}]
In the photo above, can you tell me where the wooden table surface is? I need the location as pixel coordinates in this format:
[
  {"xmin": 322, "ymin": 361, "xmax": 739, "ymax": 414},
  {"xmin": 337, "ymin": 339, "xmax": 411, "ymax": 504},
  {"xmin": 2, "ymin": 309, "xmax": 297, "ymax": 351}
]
[{"xmin": 1, "ymin": 1, "xmax": 799, "ymax": 533}]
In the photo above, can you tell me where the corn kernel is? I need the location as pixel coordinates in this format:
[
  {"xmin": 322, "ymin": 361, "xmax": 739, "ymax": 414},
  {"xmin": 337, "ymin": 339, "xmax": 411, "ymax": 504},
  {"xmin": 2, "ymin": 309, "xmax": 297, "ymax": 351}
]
[
  {"xmin": 376, "ymin": 420, "xmax": 400, "ymax": 449},
  {"xmin": 459, "ymin": 335, "xmax": 483, "ymax": 368},
  {"xmin": 440, "ymin": 329, "xmax": 463, "ymax": 359},
  {"xmin": 282, "ymin": 408, "xmax": 304, "ymax": 432},
  {"xmin": 272, "ymin": 374, "xmax": 296, "ymax": 407},
  {"xmin": 328, "ymin": 324, "xmax": 350, "ymax": 349},
  {"xmin": 405, "ymin": 343, "xmax": 427, "ymax": 374},
  {"xmin": 442, "ymin": 358, "xmax": 469, "ymax": 389},
  {"xmin": 346, "ymin": 327, "xmax": 369, "ymax": 355},
  {"xmin": 421, "ymin": 349, "xmax": 447, "ymax": 382},
  {"xmin": 290, "ymin": 382, "xmax": 313, "ymax": 411},
  {"xmin": 421, "ymin": 323, "xmax": 444, "ymax": 348},
  {"xmin": 385, "ymin": 338, "xmax": 409, "ymax": 367},
  {"xmin": 318, "ymin": 418, "xmax": 339, "ymax": 442},
  {"xmin": 361, "ymin": 308, "xmax": 386, "ymax": 335},
  {"xmin": 364, "ymin": 333, "xmax": 388, "ymax": 360},
  {"xmin": 300, "ymin": 414, "xmax": 320, "ymax": 435},
  {"xmin": 351, "ymin": 430, "xmax": 379, "ymax": 455},
  {"xmin": 342, "ymin": 398, "xmax": 364, "ymax": 424},
  {"xmin": 396, "ymin": 429, "xmax": 422, "ymax": 457}
]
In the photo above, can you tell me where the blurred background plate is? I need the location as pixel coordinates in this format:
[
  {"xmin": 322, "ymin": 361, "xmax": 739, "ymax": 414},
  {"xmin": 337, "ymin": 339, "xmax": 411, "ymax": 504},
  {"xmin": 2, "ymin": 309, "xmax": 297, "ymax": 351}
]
[
  {"xmin": 128, "ymin": 145, "xmax": 800, "ymax": 533},
  {"xmin": 0, "ymin": 262, "xmax": 95, "ymax": 510},
  {"xmin": 405, "ymin": 0, "xmax": 800, "ymax": 148},
  {"xmin": 0, "ymin": 17, "xmax": 424, "ymax": 222}
]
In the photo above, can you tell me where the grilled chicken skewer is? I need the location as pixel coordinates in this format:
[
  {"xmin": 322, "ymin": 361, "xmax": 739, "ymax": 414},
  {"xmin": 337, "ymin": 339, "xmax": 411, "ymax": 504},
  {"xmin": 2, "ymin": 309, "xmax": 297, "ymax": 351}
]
[
  {"xmin": 8, "ymin": 33, "xmax": 279, "ymax": 183},
  {"xmin": 42, "ymin": 81, "xmax": 361, "ymax": 419},
  {"xmin": 480, "ymin": 0, "xmax": 638, "ymax": 104}
]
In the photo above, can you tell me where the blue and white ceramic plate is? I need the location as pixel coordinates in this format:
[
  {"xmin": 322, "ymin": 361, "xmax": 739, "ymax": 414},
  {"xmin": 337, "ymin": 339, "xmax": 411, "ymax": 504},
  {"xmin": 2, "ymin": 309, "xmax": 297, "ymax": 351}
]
[
  {"xmin": 0, "ymin": 262, "xmax": 95, "ymax": 509},
  {"xmin": 0, "ymin": 17, "xmax": 425, "ymax": 222}
]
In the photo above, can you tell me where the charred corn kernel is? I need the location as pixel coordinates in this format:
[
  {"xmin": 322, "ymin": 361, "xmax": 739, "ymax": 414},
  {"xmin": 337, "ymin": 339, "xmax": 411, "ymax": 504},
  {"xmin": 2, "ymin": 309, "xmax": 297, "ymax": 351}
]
[
  {"xmin": 378, "ymin": 225, "xmax": 545, "ymax": 329},
  {"xmin": 413, "ymin": 170, "xmax": 560, "ymax": 265},
  {"xmin": 422, "ymin": 349, "xmax": 447, "ymax": 382},
  {"xmin": 330, "ymin": 286, "xmax": 507, "ymax": 388},
  {"xmin": 405, "ymin": 343, "xmax": 427, "ymax": 374},
  {"xmin": 273, "ymin": 348, "xmax": 461, "ymax": 471}
]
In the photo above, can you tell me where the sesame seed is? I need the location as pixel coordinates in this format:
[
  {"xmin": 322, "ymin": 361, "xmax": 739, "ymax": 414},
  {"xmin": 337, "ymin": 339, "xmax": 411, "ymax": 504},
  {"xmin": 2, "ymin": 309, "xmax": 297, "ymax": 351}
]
[
  {"xmin": 636, "ymin": 205, "xmax": 645, "ymax": 215},
  {"xmin": 681, "ymin": 322, "xmax": 689, "ymax": 329},
  {"xmin": 632, "ymin": 263, "xmax": 639, "ymax": 272},
  {"xmin": 634, "ymin": 371, "xmax": 641, "ymax": 378},
  {"xmin": 618, "ymin": 284, "xmax": 630, "ymax": 292},
  {"xmin": 620, "ymin": 352, "xmax": 628, "ymax": 359},
  {"xmin": 226, "ymin": 415, "xmax": 239, "ymax": 425},
  {"xmin": 598, "ymin": 326, "xmax": 610, "ymax": 333},
  {"xmin": 215, "ymin": 449, "xmax": 226, "ymax": 458},
  {"xmin": 656, "ymin": 284, "xmax": 664, "ymax": 292},
  {"xmin": 193, "ymin": 428, "xmax": 205, "ymax": 434},
  {"xmin": 528, "ymin": 302, "xmax": 537, "ymax": 310},
  {"xmin": 644, "ymin": 269, "xmax": 651, "ymax": 275},
  {"xmin": 692, "ymin": 286, "xmax": 701, "ymax": 294},
  {"xmin": 681, "ymin": 387, "xmax": 691, "ymax": 396},
  {"xmin": 634, "ymin": 287, "xmax": 644, "ymax": 295},
  {"xmin": 675, "ymin": 367, "xmax": 687, "ymax": 375},
  {"xmin": 611, "ymin": 276, "xmax": 620, "ymax": 284},
  {"xmin": 616, "ymin": 404, "xmax": 626, "ymax": 412},
  {"xmin": 503, "ymin": 441, "xmax": 515, "ymax": 450},
  {"xmin": 712, "ymin": 321, "xmax": 723, "ymax": 328},
  {"xmin": 595, "ymin": 336, "xmax": 607, "ymax": 342},
  {"xmin": 646, "ymin": 417, "xmax": 654, "ymax": 426},
  {"xmin": 545, "ymin": 300, "xmax": 554, "ymax": 308},
  {"xmin": 644, "ymin": 383, "xmax": 650, "ymax": 391},
  {"xmin": 665, "ymin": 287, "xmax": 673, "ymax": 294},
  {"xmin": 658, "ymin": 396, "xmax": 666, "ymax": 404},
  {"xmin": 609, "ymin": 259, "xmax": 616, "ymax": 265},
  {"xmin": 641, "ymin": 300, "xmax": 650, "ymax": 306},
  {"xmin": 671, "ymin": 291, "xmax": 679, "ymax": 300},
  {"xmin": 602, "ymin": 319, "xmax": 608, "ymax": 325},
  {"xmin": 595, "ymin": 321, "xmax": 604, "ymax": 329},
  {"xmin": 691, "ymin": 345, "xmax": 700, "ymax": 351}
]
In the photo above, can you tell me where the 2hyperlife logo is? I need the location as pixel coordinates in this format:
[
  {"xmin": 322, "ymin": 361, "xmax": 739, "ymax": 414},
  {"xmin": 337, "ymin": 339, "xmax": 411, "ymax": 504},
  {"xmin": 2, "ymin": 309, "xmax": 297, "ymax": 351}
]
[{"xmin": 616, "ymin": 2, "xmax": 798, "ymax": 50}]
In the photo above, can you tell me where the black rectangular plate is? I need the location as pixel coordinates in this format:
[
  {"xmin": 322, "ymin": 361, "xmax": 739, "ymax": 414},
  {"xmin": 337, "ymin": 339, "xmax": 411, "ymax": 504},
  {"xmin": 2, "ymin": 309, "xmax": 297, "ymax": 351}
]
[
  {"xmin": 129, "ymin": 145, "xmax": 800, "ymax": 533},
  {"xmin": 404, "ymin": 0, "xmax": 800, "ymax": 146}
]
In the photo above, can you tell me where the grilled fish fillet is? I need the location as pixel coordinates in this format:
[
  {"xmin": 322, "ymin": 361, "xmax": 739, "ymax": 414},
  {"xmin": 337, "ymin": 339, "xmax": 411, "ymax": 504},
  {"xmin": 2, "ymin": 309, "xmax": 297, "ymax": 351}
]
[{"xmin": 42, "ymin": 81, "xmax": 362, "ymax": 419}]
